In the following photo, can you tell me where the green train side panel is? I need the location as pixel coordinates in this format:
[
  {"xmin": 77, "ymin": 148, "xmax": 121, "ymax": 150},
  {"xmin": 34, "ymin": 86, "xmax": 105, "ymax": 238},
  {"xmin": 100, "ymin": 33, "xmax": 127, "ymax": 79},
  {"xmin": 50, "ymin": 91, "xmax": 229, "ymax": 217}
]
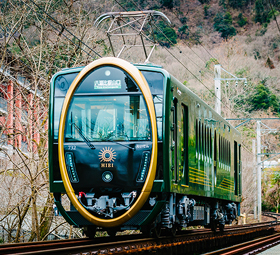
[{"xmin": 164, "ymin": 75, "xmax": 242, "ymax": 203}]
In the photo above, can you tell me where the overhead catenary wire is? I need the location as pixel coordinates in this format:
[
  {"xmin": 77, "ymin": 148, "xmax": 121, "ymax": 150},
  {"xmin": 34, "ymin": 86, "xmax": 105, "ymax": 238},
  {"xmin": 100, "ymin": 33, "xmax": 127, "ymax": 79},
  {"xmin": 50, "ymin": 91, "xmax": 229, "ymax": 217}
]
[
  {"xmin": 267, "ymin": 0, "xmax": 280, "ymax": 34},
  {"xmin": 113, "ymin": 0, "xmax": 265, "ymax": 157},
  {"xmin": 114, "ymin": 0, "xmax": 243, "ymax": 117},
  {"xmin": 20, "ymin": 0, "xmax": 101, "ymax": 59},
  {"xmin": 127, "ymin": 0, "xmax": 218, "ymax": 81},
  {"xmin": 124, "ymin": 0, "xmax": 260, "ymax": 120},
  {"xmin": 130, "ymin": 0, "xmax": 217, "ymax": 63}
]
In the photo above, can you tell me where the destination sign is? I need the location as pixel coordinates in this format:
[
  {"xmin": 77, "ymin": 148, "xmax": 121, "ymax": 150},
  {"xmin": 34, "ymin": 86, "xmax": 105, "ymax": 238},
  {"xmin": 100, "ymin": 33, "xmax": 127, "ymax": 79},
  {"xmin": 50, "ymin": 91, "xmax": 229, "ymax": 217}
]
[{"xmin": 94, "ymin": 80, "xmax": 121, "ymax": 89}]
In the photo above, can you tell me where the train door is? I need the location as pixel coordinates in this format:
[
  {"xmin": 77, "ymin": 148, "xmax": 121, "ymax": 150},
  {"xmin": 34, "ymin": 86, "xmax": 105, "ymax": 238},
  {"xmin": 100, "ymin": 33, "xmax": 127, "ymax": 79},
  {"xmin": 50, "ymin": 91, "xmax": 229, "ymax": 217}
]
[
  {"xmin": 234, "ymin": 141, "xmax": 238, "ymax": 195},
  {"xmin": 180, "ymin": 104, "xmax": 189, "ymax": 185},
  {"xmin": 171, "ymin": 98, "xmax": 178, "ymax": 182}
]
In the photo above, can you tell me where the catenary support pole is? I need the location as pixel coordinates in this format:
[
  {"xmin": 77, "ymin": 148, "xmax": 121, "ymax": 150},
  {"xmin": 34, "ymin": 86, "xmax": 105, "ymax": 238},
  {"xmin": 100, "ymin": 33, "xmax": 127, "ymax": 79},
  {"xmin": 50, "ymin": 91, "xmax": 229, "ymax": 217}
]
[
  {"xmin": 256, "ymin": 121, "xmax": 262, "ymax": 222},
  {"xmin": 252, "ymin": 139, "xmax": 257, "ymax": 220},
  {"xmin": 214, "ymin": 64, "xmax": 221, "ymax": 115}
]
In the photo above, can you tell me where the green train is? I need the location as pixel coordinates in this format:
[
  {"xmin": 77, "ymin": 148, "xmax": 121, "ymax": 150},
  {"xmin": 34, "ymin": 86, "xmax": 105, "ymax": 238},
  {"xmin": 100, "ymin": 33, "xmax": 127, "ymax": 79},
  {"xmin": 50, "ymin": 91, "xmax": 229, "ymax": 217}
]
[{"xmin": 49, "ymin": 57, "xmax": 242, "ymax": 237}]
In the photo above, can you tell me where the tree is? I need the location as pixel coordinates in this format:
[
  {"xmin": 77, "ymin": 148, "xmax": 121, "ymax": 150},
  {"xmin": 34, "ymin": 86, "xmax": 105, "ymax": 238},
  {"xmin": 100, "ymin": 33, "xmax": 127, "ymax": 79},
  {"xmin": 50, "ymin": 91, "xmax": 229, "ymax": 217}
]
[
  {"xmin": 263, "ymin": 171, "xmax": 280, "ymax": 213},
  {"xmin": 237, "ymin": 13, "xmax": 247, "ymax": 27},
  {"xmin": 154, "ymin": 21, "xmax": 177, "ymax": 47},
  {"xmin": 228, "ymin": 0, "xmax": 251, "ymax": 8},
  {"xmin": 0, "ymin": 0, "xmax": 108, "ymax": 243},
  {"xmin": 248, "ymin": 82, "xmax": 280, "ymax": 113},
  {"xmin": 214, "ymin": 12, "xmax": 236, "ymax": 39}
]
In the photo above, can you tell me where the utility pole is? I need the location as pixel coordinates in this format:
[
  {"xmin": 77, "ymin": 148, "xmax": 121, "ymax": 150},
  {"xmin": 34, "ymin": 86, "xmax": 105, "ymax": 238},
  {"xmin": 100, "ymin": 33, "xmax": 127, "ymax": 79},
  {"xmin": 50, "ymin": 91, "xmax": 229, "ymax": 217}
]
[
  {"xmin": 252, "ymin": 139, "xmax": 257, "ymax": 220},
  {"xmin": 256, "ymin": 121, "xmax": 262, "ymax": 222},
  {"xmin": 214, "ymin": 64, "xmax": 247, "ymax": 116},
  {"xmin": 227, "ymin": 117, "xmax": 280, "ymax": 222},
  {"xmin": 214, "ymin": 64, "xmax": 221, "ymax": 115}
]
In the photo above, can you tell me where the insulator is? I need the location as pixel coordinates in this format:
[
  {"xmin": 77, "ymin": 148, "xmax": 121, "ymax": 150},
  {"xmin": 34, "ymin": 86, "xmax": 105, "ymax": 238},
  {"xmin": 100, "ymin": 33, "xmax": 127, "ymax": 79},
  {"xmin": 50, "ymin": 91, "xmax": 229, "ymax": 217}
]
[{"xmin": 235, "ymin": 81, "xmax": 238, "ymax": 86}]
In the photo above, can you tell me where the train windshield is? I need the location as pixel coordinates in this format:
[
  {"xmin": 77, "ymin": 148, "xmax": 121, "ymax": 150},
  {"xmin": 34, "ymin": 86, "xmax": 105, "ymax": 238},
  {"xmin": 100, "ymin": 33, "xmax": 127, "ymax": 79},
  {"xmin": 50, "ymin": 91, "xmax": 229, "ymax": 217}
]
[{"xmin": 64, "ymin": 95, "xmax": 151, "ymax": 142}]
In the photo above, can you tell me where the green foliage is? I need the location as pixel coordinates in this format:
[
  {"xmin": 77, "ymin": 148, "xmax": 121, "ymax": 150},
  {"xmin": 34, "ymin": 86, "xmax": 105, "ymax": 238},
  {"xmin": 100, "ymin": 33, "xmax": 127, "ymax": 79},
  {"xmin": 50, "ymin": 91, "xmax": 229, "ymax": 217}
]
[
  {"xmin": 219, "ymin": 0, "xmax": 226, "ymax": 8},
  {"xmin": 199, "ymin": 0, "xmax": 210, "ymax": 3},
  {"xmin": 180, "ymin": 17, "xmax": 187, "ymax": 24},
  {"xmin": 255, "ymin": 26, "xmax": 267, "ymax": 36},
  {"xmin": 154, "ymin": 21, "xmax": 177, "ymax": 47},
  {"xmin": 227, "ymin": 0, "xmax": 251, "ymax": 8},
  {"xmin": 178, "ymin": 24, "xmax": 189, "ymax": 38},
  {"xmin": 237, "ymin": 13, "xmax": 247, "ymax": 27},
  {"xmin": 271, "ymin": 173, "xmax": 280, "ymax": 186},
  {"xmin": 214, "ymin": 12, "xmax": 236, "ymax": 39},
  {"xmin": 235, "ymin": 67, "xmax": 249, "ymax": 77},
  {"xmin": 248, "ymin": 80, "xmax": 280, "ymax": 113},
  {"xmin": 254, "ymin": 0, "xmax": 275, "ymax": 26},
  {"xmin": 263, "ymin": 171, "xmax": 280, "ymax": 213},
  {"xmin": 205, "ymin": 58, "xmax": 219, "ymax": 69},
  {"xmin": 204, "ymin": 5, "xmax": 210, "ymax": 17},
  {"xmin": 161, "ymin": 0, "xmax": 173, "ymax": 8}
]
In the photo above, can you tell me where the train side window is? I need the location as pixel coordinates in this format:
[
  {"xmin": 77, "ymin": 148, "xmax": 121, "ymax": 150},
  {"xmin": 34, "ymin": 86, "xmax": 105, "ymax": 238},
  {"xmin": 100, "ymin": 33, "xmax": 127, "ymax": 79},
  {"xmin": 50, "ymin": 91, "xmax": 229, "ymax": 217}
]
[
  {"xmin": 207, "ymin": 127, "xmax": 210, "ymax": 160},
  {"xmin": 225, "ymin": 139, "xmax": 227, "ymax": 167},
  {"xmin": 234, "ymin": 141, "xmax": 238, "ymax": 195},
  {"xmin": 204, "ymin": 124, "xmax": 207, "ymax": 160},
  {"xmin": 210, "ymin": 128, "xmax": 212, "ymax": 161},
  {"xmin": 228, "ymin": 141, "xmax": 230, "ymax": 168},
  {"xmin": 214, "ymin": 131, "xmax": 217, "ymax": 185},
  {"xmin": 172, "ymin": 98, "xmax": 178, "ymax": 183},
  {"xmin": 141, "ymin": 71, "xmax": 164, "ymax": 95},
  {"xmin": 226, "ymin": 140, "xmax": 228, "ymax": 168},
  {"xmin": 153, "ymin": 95, "xmax": 163, "ymax": 141},
  {"xmin": 218, "ymin": 135, "xmax": 220, "ymax": 167},
  {"xmin": 181, "ymin": 104, "xmax": 189, "ymax": 185},
  {"xmin": 202, "ymin": 123, "xmax": 204, "ymax": 160},
  {"xmin": 221, "ymin": 136, "xmax": 223, "ymax": 166},
  {"xmin": 199, "ymin": 121, "xmax": 201, "ymax": 159},
  {"xmin": 196, "ymin": 119, "xmax": 198, "ymax": 159},
  {"xmin": 222, "ymin": 137, "xmax": 224, "ymax": 167},
  {"xmin": 229, "ymin": 142, "xmax": 231, "ymax": 168}
]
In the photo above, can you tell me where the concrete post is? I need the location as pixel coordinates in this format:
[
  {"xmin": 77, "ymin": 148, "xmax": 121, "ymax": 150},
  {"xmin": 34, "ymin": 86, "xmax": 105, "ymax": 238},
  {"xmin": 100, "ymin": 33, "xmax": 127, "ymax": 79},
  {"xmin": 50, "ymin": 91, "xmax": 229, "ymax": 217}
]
[
  {"xmin": 256, "ymin": 121, "xmax": 262, "ymax": 222},
  {"xmin": 252, "ymin": 139, "xmax": 257, "ymax": 220},
  {"xmin": 214, "ymin": 64, "xmax": 221, "ymax": 115}
]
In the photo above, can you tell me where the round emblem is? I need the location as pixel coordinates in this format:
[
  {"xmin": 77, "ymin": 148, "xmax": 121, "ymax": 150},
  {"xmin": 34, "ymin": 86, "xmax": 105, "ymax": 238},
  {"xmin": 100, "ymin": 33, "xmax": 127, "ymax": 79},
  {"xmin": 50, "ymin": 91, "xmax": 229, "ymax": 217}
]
[{"xmin": 99, "ymin": 147, "xmax": 116, "ymax": 162}]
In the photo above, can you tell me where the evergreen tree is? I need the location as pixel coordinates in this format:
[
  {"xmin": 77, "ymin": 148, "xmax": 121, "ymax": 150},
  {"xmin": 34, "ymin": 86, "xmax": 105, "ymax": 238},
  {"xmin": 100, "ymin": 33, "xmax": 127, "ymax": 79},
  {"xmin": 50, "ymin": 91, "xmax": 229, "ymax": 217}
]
[
  {"xmin": 214, "ymin": 12, "xmax": 236, "ymax": 39},
  {"xmin": 237, "ymin": 13, "xmax": 247, "ymax": 27},
  {"xmin": 154, "ymin": 21, "xmax": 177, "ymax": 47},
  {"xmin": 248, "ymin": 82, "xmax": 280, "ymax": 113},
  {"xmin": 228, "ymin": 0, "xmax": 251, "ymax": 8}
]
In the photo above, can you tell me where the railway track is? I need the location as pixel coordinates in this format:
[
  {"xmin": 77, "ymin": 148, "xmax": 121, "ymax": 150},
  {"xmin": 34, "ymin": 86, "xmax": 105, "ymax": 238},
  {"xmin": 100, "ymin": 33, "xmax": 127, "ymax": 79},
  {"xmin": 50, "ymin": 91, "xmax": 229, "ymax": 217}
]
[
  {"xmin": 203, "ymin": 232, "xmax": 280, "ymax": 255},
  {"xmin": 0, "ymin": 218, "xmax": 279, "ymax": 255}
]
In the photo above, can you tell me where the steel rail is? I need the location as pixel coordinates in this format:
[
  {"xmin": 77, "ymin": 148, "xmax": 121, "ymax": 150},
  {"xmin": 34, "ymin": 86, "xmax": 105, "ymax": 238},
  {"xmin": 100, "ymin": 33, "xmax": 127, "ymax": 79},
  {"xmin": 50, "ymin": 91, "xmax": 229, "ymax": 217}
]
[
  {"xmin": 203, "ymin": 232, "xmax": 280, "ymax": 255},
  {"xmin": 0, "ymin": 220, "xmax": 278, "ymax": 255}
]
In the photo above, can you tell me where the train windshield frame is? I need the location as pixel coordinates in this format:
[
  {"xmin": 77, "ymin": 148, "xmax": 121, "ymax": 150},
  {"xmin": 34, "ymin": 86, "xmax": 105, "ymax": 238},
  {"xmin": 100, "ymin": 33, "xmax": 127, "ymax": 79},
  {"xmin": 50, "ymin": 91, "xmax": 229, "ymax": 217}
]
[
  {"xmin": 64, "ymin": 95, "xmax": 151, "ymax": 142},
  {"xmin": 53, "ymin": 67, "xmax": 164, "ymax": 141}
]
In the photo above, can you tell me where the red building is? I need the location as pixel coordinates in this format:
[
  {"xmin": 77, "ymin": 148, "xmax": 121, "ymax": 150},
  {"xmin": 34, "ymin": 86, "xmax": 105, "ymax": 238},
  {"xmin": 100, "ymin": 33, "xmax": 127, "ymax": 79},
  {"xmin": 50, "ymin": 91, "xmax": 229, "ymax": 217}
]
[{"xmin": 0, "ymin": 61, "xmax": 47, "ymax": 166}]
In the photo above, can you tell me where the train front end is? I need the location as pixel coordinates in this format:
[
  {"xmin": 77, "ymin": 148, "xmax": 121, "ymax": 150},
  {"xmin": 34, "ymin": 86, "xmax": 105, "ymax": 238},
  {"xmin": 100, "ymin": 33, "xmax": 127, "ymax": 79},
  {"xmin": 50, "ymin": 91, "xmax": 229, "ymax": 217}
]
[{"xmin": 49, "ymin": 58, "xmax": 158, "ymax": 231}]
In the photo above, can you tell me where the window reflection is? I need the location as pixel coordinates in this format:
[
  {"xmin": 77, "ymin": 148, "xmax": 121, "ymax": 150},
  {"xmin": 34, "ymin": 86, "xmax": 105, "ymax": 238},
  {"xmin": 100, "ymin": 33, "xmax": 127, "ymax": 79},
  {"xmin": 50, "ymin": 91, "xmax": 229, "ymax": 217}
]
[
  {"xmin": 153, "ymin": 95, "xmax": 163, "ymax": 140},
  {"xmin": 65, "ymin": 95, "xmax": 151, "ymax": 141}
]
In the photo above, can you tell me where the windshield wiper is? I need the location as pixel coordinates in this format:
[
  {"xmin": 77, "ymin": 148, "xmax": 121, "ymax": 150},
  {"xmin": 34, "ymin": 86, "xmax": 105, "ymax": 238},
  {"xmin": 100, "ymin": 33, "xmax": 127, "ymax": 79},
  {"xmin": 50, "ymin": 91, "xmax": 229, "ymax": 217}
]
[
  {"xmin": 70, "ymin": 123, "xmax": 95, "ymax": 150},
  {"xmin": 105, "ymin": 138, "xmax": 135, "ymax": 151}
]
